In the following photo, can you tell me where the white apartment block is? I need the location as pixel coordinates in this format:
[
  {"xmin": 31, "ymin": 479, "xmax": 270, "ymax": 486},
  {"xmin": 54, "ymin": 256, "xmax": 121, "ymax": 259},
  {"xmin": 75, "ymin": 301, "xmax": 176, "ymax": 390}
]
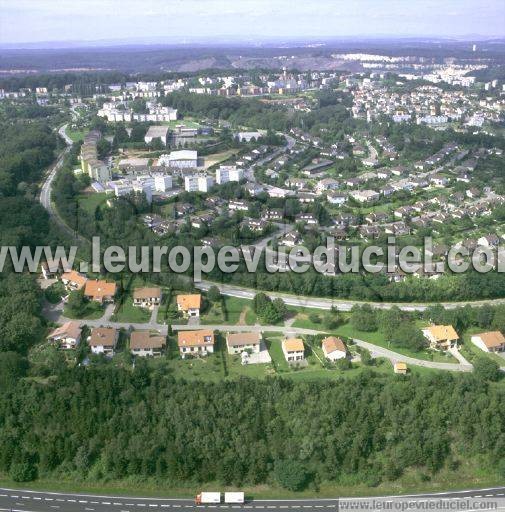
[
  {"xmin": 184, "ymin": 175, "xmax": 215, "ymax": 193},
  {"xmin": 216, "ymin": 165, "xmax": 244, "ymax": 184}
]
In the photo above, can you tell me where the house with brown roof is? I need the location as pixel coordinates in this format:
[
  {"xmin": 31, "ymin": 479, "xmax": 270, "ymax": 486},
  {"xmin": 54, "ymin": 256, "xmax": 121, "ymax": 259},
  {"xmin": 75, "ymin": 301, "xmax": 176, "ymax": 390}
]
[
  {"xmin": 282, "ymin": 338, "xmax": 305, "ymax": 364},
  {"xmin": 130, "ymin": 330, "xmax": 166, "ymax": 357},
  {"xmin": 84, "ymin": 280, "xmax": 117, "ymax": 303},
  {"xmin": 176, "ymin": 294, "xmax": 202, "ymax": 317},
  {"xmin": 471, "ymin": 331, "xmax": 505, "ymax": 353},
  {"xmin": 47, "ymin": 321, "xmax": 82, "ymax": 350},
  {"xmin": 61, "ymin": 270, "xmax": 88, "ymax": 291},
  {"xmin": 133, "ymin": 287, "xmax": 162, "ymax": 308},
  {"xmin": 177, "ymin": 330, "xmax": 214, "ymax": 358},
  {"xmin": 88, "ymin": 327, "xmax": 118, "ymax": 355},
  {"xmin": 226, "ymin": 332, "xmax": 261, "ymax": 355},
  {"xmin": 422, "ymin": 325, "xmax": 459, "ymax": 350},
  {"xmin": 321, "ymin": 336, "xmax": 347, "ymax": 361}
]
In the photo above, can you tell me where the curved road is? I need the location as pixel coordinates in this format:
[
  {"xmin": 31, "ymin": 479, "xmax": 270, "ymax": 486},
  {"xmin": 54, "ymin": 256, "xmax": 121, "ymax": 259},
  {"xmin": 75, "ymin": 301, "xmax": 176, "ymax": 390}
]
[
  {"xmin": 0, "ymin": 486, "xmax": 504, "ymax": 511},
  {"xmin": 39, "ymin": 124, "xmax": 88, "ymax": 245}
]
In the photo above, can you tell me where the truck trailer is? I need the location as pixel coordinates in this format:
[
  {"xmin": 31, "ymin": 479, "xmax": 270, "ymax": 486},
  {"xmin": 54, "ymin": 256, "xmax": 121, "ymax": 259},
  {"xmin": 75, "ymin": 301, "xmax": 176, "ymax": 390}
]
[
  {"xmin": 195, "ymin": 491, "xmax": 245, "ymax": 504},
  {"xmin": 195, "ymin": 492, "xmax": 221, "ymax": 505}
]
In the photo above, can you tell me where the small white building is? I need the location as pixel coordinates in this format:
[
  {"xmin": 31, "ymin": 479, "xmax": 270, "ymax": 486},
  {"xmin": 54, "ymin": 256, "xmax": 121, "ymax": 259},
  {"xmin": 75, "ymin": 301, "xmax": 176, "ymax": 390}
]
[
  {"xmin": 321, "ymin": 336, "xmax": 347, "ymax": 361},
  {"xmin": 282, "ymin": 338, "xmax": 305, "ymax": 363}
]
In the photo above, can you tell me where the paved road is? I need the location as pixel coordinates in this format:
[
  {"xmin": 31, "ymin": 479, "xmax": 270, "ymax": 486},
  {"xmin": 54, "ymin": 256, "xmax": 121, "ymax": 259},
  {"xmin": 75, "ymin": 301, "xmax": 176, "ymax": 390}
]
[
  {"xmin": 195, "ymin": 281, "xmax": 505, "ymax": 312},
  {"xmin": 39, "ymin": 124, "xmax": 88, "ymax": 245},
  {"xmin": 170, "ymin": 324, "xmax": 473, "ymax": 372},
  {"xmin": 0, "ymin": 486, "xmax": 503, "ymax": 512}
]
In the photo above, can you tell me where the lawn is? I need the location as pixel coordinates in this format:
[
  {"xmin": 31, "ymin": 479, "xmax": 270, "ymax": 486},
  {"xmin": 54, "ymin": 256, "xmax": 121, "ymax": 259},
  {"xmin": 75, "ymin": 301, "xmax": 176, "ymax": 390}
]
[
  {"xmin": 77, "ymin": 192, "xmax": 108, "ymax": 215},
  {"xmin": 199, "ymin": 296, "xmax": 257, "ymax": 325},
  {"xmin": 111, "ymin": 298, "xmax": 151, "ymax": 323},
  {"xmin": 65, "ymin": 127, "xmax": 87, "ymax": 142},
  {"xmin": 291, "ymin": 307, "xmax": 332, "ymax": 330},
  {"xmin": 332, "ymin": 323, "xmax": 459, "ymax": 364},
  {"xmin": 63, "ymin": 301, "xmax": 104, "ymax": 320}
]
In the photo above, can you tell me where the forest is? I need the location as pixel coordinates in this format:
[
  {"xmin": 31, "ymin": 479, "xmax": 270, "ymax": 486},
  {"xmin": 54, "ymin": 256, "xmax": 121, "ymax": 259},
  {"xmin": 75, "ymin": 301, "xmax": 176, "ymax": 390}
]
[{"xmin": 0, "ymin": 365, "xmax": 503, "ymax": 489}]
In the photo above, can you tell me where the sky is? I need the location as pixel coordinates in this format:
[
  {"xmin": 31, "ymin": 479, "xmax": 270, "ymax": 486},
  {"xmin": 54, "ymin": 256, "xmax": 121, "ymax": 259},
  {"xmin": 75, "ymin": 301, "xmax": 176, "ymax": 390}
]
[{"xmin": 0, "ymin": 0, "xmax": 504, "ymax": 46}]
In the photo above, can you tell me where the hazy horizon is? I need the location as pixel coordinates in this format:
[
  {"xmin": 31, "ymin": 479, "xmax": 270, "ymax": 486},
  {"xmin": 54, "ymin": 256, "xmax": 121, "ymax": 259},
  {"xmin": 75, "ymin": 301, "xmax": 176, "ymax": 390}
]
[{"xmin": 0, "ymin": 0, "xmax": 504, "ymax": 47}]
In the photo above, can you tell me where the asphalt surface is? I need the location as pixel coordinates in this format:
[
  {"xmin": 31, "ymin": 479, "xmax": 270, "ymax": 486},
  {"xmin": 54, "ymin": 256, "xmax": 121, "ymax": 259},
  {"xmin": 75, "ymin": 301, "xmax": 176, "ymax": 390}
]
[
  {"xmin": 39, "ymin": 124, "xmax": 88, "ymax": 245},
  {"xmin": 195, "ymin": 281, "xmax": 505, "ymax": 312},
  {"xmin": 0, "ymin": 487, "xmax": 504, "ymax": 512}
]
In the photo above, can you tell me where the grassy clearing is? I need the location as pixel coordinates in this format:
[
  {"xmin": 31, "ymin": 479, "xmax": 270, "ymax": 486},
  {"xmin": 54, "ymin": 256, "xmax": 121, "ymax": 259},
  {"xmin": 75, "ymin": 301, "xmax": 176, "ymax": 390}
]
[
  {"xmin": 63, "ymin": 301, "xmax": 104, "ymax": 320},
  {"xmin": 0, "ymin": 465, "xmax": 502, "ymax": 500},
  {"xmin": 66, "ymin": 127, "xmax": 87, "ymax": 142},
  {"xmin": 77, "ymin": 192, "xmax": 108, "ymax": 215},
  {"xmin": 111, "ymin": 299, "xmax": 151, "ymax": 323}
]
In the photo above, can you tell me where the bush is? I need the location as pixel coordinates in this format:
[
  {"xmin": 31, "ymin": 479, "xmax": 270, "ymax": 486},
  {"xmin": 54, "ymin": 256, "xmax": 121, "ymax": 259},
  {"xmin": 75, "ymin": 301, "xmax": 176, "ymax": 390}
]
[
  {"xmin": 273, "ymin": 460, "xmax": 309, "ymax": 491},
  {"xmin": 10, "ymin": 461, "xmax": 37, "ymax": 482}
]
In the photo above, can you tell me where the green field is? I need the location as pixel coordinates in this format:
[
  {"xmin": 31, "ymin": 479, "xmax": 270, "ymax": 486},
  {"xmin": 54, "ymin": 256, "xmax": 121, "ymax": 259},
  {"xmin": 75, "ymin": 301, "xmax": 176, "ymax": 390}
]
[
  {"xmin": 111, "ymin": 298, "xmax": 151, "ymax": 323},
  {"xmin": 63, "ymin": 301, "xmax": 104, "ymax": 320},
  {"xmin": 65, "ymin": 127, "xmax": 87, "ymax": 142},
  {"xmin": 77, "ymin": 192, "xmax": 108, "ymax": 215}
]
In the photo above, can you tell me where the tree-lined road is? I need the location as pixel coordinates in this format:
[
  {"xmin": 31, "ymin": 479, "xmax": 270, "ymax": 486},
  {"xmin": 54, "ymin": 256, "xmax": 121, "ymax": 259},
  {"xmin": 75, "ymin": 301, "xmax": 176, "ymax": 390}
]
[{"xmin": 0, "ymin": 486, "xmax": 503, "ymax": 512}]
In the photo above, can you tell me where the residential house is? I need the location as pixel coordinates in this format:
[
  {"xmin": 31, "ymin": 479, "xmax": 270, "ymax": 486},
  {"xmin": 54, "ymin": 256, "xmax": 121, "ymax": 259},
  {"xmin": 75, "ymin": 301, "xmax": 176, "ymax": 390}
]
[
  {"xmin": 61, "ymin": 270, "xmax": 88, "ymax": 291},
  {"xmin": 89, "ymin": 327, "xmax": 118, "ymax": 355},
  {"xmin": 394, "ymin": 362, "xmax": 408, "ymax": 374},
  {"xmin": 471, "ymin": 331, "xmax": 505, "ymax": 353},
  {"xmin": 228, "ymin": 200, "xmax": 249, "ymax": 212},
  {"xmin": 133, "ymin": 287, "xmax": 162, "ymax": 308},
  {"xmin": 177, "ymin": 329, "xmax": 215, "ymax": 358},
  {"xmin": 349, "ymin": 190, "xmax": 380, "ymax": 203},
  {"xmin": 84, "ymin": 280, "xmax": 117, "ymax": 303},
  {"xmin": 176, "ymin": 294, "xmax": 202, "ymax": 317},
  {"xmin": 282, "ymin": 338, "xmax": 305, "ymax": 364},
  {"xmin": 47, "ymin": 321, "xmax": 81, "ymax": 350},
  {"xmin": 280, "ymin": 231, "xmax": 302, "ymax": 247},
  {"xmin": 321, "ymin": 336, "xmax": 347, "ymax": 361},
  {"xmin": 226, "ymin": 332, "xmax": 261, "ymax": 355},
  {"xmin": 130, "ymin": 330, "xmax": 166, "ymax": 357},
  {"xmin": 422, "ymin": 325, "xmax": 459, "ymax": 350},
  {"xmin": 295, "ymin": 213, "xmax": 318, "ymax": 226}
]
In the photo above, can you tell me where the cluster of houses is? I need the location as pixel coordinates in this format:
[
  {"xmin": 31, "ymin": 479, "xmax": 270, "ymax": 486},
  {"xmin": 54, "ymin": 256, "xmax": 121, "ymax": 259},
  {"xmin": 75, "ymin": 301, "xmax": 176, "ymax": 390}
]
[{"xmin": 350, "ymin": 78, "xmax": 503, "ymax": 127}]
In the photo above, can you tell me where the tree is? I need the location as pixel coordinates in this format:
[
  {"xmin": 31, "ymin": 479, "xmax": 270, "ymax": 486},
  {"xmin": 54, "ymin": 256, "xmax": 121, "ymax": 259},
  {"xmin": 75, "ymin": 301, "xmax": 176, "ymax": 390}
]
[
  {"xmin": 207, "ymin": 286, "xmax": 221, "ymax": 303},
  {"xmin": 273, "ymin": 460, "xmax": 309, "ymax": 491},
  {"xmin": 350, "ymin": 304, "xmax": 378, "ymax": 332},
  {"xmin": 0, "ymin": 351, "xmax": 27, "ymax": 387},
  {"xmin": 473, "ymin": 357, "xmax": 501, "ymax": 382}
]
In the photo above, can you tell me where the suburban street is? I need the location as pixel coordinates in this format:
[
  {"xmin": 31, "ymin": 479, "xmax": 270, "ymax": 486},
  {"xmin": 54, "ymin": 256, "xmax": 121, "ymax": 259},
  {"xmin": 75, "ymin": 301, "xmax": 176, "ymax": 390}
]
[{"xmin": 0, "ymin": 486, "xmax": 504, "ymax": 512}]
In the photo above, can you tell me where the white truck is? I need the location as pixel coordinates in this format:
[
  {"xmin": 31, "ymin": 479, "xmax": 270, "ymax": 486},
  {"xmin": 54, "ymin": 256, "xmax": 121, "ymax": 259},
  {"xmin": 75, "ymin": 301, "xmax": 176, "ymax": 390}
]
[
  {"xmin": 195, "ymin": 492, "xmax": 221, "ymax": 505},
  {"xmin": 225, "ymin": 492, "xmax": 245, "ymax": 504},
  {"xmin": 195, "ymin": 491, "xmax": 245, "ymax": 504}
]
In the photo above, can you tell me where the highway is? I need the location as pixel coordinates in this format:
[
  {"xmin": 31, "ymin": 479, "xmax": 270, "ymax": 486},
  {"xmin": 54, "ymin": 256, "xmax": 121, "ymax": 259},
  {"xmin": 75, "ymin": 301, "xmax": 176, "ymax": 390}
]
[{"xmin": 0, "ymin": 486, "xmax": 504, "ymax": 512}]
